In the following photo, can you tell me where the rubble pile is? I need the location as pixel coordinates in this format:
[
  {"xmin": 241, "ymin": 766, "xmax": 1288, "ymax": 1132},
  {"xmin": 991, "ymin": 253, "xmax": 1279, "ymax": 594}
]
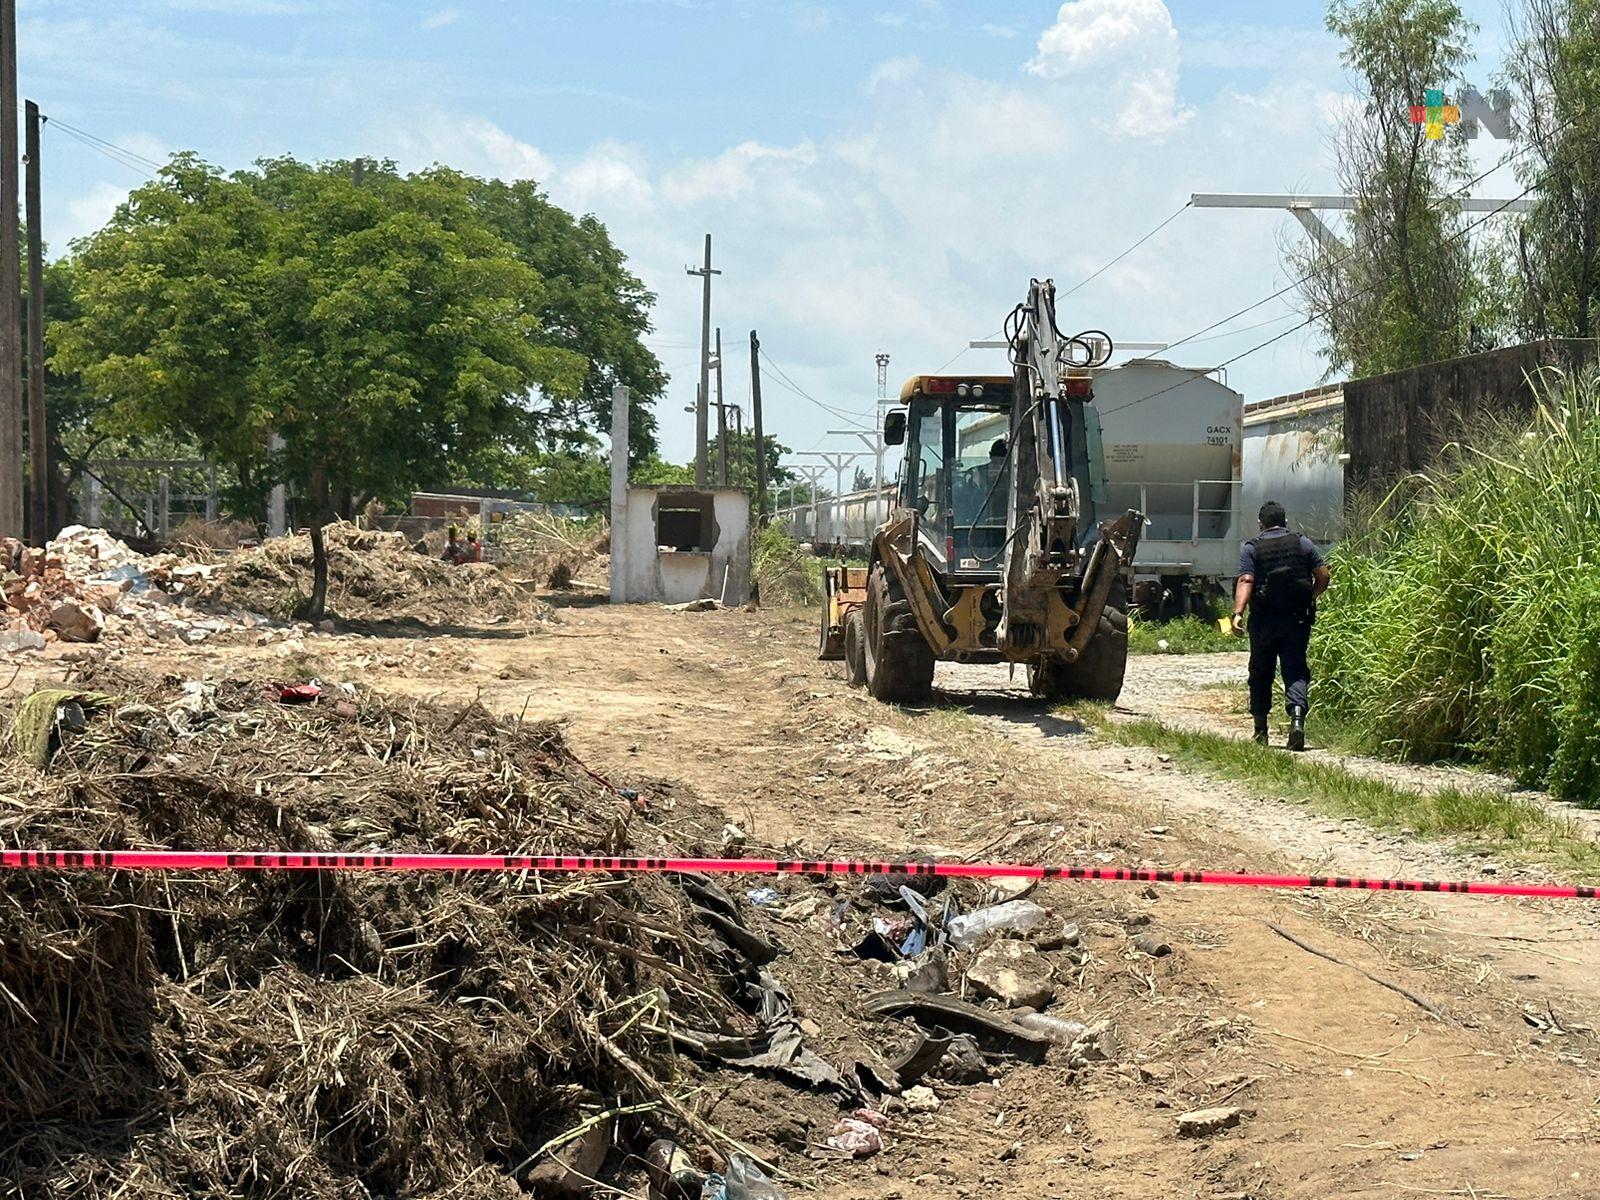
[
  {"xmin": 0, "ymin": 671, "xmax": 802, "ymax": 1198},
  {"xmin": 3, "ymin": 526, "xmax": 271, "ymax": 652}
]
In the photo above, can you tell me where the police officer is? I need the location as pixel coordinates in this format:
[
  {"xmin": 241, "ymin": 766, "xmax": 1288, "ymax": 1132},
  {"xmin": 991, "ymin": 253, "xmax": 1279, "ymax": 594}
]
[{"xmin": 1230, "ymin": 501, "xmax": 1331, "ymax": 750}]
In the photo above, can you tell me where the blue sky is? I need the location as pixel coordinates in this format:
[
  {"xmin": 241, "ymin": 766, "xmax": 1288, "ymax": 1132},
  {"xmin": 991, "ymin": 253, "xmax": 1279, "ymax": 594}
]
[{"xmin": 18, "ymin": 0, "xmax": 1523, "ymax": 466}]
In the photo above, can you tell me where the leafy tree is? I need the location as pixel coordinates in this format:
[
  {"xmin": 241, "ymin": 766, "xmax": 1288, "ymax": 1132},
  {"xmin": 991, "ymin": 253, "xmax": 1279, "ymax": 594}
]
[
  {"xmin": 54, "ymin": 154, "xmax": 586, "ymax": 620},
  {"xmin": 1288, "ymin": 0, "xmax": 1506, "ymax": 377},
  {"xmin": 707, "ymin": 429, "xmax": 795, "ymax": 497},
  {"xmin": 1503, "ymin": 0, "xmax": 1600, "ymax": 340},
  {"xmin": 467, "ymin": 178, "xmax": 666, "ymax": 460}
]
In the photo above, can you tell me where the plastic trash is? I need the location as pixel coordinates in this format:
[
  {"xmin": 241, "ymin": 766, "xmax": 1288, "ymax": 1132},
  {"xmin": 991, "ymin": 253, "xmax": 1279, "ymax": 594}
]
[
  {"xmin": 746, "ymin": 887, "xmax": 780, "ymax": 907},
  {"xmin": 1009, "ymin": 1012, "xmax": 1088, "ymax": 1046},
  {"xmin": 827, "ymin": 1113, "xmax": 886, "ymax": 1158},
  {"xmin": 945, "ymin": 899, "xmax": 1048, "ymax": 950},
  {"xmin": 705, "ymin": 1153, "xmax": 787, "ymax": 1199}
]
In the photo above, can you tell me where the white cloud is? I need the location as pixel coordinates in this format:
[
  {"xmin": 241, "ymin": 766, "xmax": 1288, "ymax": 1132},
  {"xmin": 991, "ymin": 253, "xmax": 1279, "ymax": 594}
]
[
  {"xmin": 422, "ymin": 7, "xmax": 463, "ymax": 30},
  {"xmin": 379, "ymin": 3, "xmax": 1352, "ymax": 460},
  {"xmin": 1028, "ymin": 0, "xmax": 1191, "ymax": 137},
  {"xmin": 63, "ymin": 182, "xmax": 132, "ymax": 248}
]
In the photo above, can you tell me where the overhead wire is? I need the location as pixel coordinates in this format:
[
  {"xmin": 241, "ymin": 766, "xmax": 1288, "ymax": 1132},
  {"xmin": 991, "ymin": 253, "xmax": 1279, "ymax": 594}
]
[
  {"xmin": 47, "ymin": 118, "xmax": 166, "ymax": 179},
  {"xmin": 1093, "ymin": 176, "xmax": 1544, "ymax": 421},
  {"xmin": 1153, "ymin": 130, "xmax": 1543, "ymax": 360},
  {"xmin": 757, "ymin": 346, "xmax": 875, "ymax": 428},
  {"xmin": 926, "ymin": 198, "xmax": 1193, "ymax": 377}
]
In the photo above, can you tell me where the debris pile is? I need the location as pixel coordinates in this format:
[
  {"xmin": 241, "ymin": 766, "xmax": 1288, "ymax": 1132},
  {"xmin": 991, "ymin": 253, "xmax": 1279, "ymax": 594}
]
[
  {"xmin": 0, "ymin": 671, "xmax": 806, "ymax": 1197},
  {"xmin": 3, "ymin": 526, "xmax": 264, "ymax": 651},
  {"xmin": 496, "ymin": 512, "xmax": 609, "ymax": 591},
  {"xmin": 214, "ymin": 521, "xmax": 547, "ymax": 622}
]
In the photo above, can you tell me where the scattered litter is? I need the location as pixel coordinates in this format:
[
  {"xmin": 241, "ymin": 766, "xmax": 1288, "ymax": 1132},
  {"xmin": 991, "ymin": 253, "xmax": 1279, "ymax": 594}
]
[
  {"xmin": 1009, "ymin": 1013, "xmax": 1087, "ymax": 1046},
  {"xmin": 946, "ymin": 899, "xmax": 1048, "ymax": 950},
  {"xmin": 705, "ymin": 1153, "xmax": 788, "ymax": 1199},
  {"xmin": 1132, "ymin": 931, "xmax": 1173, "ymax": 957},
  {"xmin": 669, "ymin": 597, "xmax": 720, "ymax": 613},
  {"xmin": 746, "ymin": 886, "xmax": 780, "ymax": 907},
  {"xmin": 1177, "ymin": 1106, "xmax": 1246, "ymax": 1137},
  {"xmin": 901, "ymin": 1084, "xmax": 941, "ymax": 1113},
  {"xmin": 828, "ymin": 1111, "xmax": 887, "ymax": 1158},
  {"xmin": 277, "ymin": 682, "xmax": 323, "ymax": 704}
]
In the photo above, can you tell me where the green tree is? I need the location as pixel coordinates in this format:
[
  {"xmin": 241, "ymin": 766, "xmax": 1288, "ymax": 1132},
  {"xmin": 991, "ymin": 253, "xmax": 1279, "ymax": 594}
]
[
  {"xmin": 707, "ymin": 429, "xmax": 795, "ymax": 496},
  {"xmin": 1504, "ymin": 0, "xmax": 1600, "ymax": 340},
  {"xmin": 1289, "ymin": 0, "xmax": 1505, "ymax": 377},
  {"xmin": 467, "ymin": 178, "xmax": 666, "ymax": 461},
  {"xmin": 54, "ymin": 154, "xmax": 586, "ymax": 619}
]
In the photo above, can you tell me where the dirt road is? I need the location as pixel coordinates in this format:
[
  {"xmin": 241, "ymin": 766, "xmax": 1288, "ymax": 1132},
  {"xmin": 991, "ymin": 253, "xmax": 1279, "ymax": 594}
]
[{"xmin": 27, "ymin": 601, "xmax": 1600, "ymax": 1197}]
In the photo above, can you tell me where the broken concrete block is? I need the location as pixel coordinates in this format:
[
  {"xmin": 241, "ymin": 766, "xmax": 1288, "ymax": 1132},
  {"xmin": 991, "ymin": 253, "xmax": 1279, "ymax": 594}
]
[
  {"xmin": 901, "ymin": 1085, "xmax": 941, "ymax": 1113},
  {"xmin": 1177, "ymin": 1106, "xmax": 1244, "ymax": 1138},
  {"xmin": 0, "ymin": 629, "xmax": 46, "ymax": 652},
  {"xmin": 965, "ymin": 939, "xmax": 1055, "ymax": 1010},
  {"xmin": 48, "ymin": 601, "xmax": 105, "ymax": 643}
]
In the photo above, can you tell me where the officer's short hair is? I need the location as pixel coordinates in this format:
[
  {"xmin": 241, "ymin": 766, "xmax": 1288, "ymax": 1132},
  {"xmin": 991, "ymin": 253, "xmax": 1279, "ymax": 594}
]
[
  {"xmin": 1258, "ymin": 501, "xmax": 1287, "ymax": 528},
  {"xmin": 989, "ymin": 439, "xmax": 1007, "ymax": 459}
]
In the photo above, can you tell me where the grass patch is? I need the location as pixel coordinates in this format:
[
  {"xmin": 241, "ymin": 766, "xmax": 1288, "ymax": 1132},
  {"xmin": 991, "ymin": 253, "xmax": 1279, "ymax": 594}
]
[
  {"xmin": 1099, "ymin": 717, "xmax": 1600, "ymax": 878},
  {"xmin": 1128, "ymin": 615, "xmax": 1238, "ymax": 655}
]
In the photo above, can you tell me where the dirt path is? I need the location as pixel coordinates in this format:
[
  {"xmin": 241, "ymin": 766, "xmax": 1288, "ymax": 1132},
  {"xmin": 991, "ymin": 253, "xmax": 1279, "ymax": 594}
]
[{"xmin": 16, "ymin": 605, "xmax": 1600, "ymax": 1197}]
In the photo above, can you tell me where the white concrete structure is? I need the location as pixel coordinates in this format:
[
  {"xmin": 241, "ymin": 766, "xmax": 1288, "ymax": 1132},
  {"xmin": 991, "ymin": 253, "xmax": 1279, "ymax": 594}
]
[
  {"xmin": 610, "ymin": 381, "xmax": 752, "ymax": 605},
  {"xmin": 615, "ymin": 485, "xmax": 751, "ymax": 605}
]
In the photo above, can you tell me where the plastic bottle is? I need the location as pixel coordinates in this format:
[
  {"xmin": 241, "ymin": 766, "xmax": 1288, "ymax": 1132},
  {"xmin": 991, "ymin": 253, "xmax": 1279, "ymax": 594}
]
[{"xmin": 945, "ymin": 899, "xmax": 1048, "ymax": 950}]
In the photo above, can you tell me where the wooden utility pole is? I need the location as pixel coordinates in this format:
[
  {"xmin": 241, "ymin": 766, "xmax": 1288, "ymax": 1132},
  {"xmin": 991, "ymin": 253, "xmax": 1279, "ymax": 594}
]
[
  {"xmin": 685, "ymin": 235, "xmax": 718, "ymax": 488},
  {"xmin": 25, "ymin": 99, "xmax": 44, "ymax": 543},
  {"xmin": 749, "ymin": 329, "xmax": 766, "ymax": 524},
  {"xmin": 0, "ymin": 0, "xmax": 21, "ymax": 539},
  {"xmin": 714, "ymin": 326, "xmax": 728, "ymax": 486}
]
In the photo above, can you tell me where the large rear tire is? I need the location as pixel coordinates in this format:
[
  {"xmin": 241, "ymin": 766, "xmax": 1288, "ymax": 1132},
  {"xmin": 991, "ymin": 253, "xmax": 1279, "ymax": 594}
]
[
  {"xmin": 862, "ymin": 564, "xmax": 935, "ymax": 703},
  {"xmin": 844, "ymin": 610, "xmax": 867, "ymax": 687}
]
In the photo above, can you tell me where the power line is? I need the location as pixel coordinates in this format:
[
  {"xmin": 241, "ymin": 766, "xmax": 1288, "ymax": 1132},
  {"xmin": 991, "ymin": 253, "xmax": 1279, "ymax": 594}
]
[
  {"xmin": 757, "ymin": 346, "xmax": 875, "ymax": 428},
  {"xmin": 1057, "ymin": 198, "xmax": 1192, "ymax": 301},
  {"xmin": 1094, "ymin": 178, "xmax": 1543, "ymax": 421},
  {"xmin": 1157, "ymin": 133, "xmax": 1544, "ymax": 359},
  {"xmin": 46, "ymin": 117, "xmax": 165, "ymax": 179},
  {"xmin": 925, "ymin": 199, "xmax": 1192, "ymax": 377}
]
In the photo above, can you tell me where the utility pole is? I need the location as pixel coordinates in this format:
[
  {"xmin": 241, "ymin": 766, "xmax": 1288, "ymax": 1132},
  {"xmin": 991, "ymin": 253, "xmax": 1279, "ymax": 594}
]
[
  {"xmin": 685, "ymin": 234, "xmax": 718, "ymax": 488},
  {"xmin": 793, "ymin": 464, "xmax": 827, "ymax": 544},
  {"xmin": 714, "ymin": 326, "xmax": 728, "ymax": 486},
  {"xmin": 0, "ymin": 0, "xmax": 21, "ymax": 539},
  {"xmin": 24, "ymin": 99, "xmax": 44, "ymax": 543},
  {"xmin": 749, "ymin": 330, "xmax": 767, "ymax": 525},
  {"xmin": 800, "ymin": 450, "xmax": 867, "ymax": 549},
  {"xmin": 352, "ymin": 156, "xmax": 365, "ymax": 187}
]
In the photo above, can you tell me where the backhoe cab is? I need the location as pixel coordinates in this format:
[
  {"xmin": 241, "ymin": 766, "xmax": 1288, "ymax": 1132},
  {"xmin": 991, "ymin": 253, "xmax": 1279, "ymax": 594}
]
[{"xmin": 820, "ymin": 279, "xmax": 1143, "ymax": 703}]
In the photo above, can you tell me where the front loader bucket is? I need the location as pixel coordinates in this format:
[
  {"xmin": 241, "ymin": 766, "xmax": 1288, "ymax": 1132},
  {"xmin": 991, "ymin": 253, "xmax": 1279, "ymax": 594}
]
[{"xmin": 819, "ymin": 565, "xmax": 869, "ymax": 660}]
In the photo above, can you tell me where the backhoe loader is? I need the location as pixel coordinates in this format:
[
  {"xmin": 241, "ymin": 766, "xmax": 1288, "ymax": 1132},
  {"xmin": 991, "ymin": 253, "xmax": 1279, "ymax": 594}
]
[{"xmin": 819, "ymin": 279, "xmax": 1143, "ymax": 703}]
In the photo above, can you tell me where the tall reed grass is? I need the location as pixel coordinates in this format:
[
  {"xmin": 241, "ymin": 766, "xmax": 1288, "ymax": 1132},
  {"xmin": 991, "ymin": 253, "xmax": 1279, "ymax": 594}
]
[{"xmin": 1311, "ymin": 368, "xmax": 1600, "ymax": 805}]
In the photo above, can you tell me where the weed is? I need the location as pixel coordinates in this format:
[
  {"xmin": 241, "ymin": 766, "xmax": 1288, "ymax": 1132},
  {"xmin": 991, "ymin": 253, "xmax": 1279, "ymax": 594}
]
[
  {"xmin": 1129, "ymin": 615, "xmax": 1238, "ymax": 655},
  {"xmin": 1311, "ymin": 366, "xmax": 1600, "ymax": 806}
]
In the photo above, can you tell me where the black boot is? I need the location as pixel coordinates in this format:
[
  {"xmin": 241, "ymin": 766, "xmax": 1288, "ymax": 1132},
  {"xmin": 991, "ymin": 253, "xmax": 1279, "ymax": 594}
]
[
  {"xmin": 1253, "ymin": 717, "xmax": 1269, "ymax": 746},
  {"xmin": 1287, "ymin": 705, "xmax": 1307, "ymax": 752}
]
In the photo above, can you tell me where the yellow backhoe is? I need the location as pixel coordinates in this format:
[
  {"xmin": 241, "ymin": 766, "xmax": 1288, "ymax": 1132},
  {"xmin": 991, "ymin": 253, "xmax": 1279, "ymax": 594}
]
[{"xmin": 820, "ymin": 279, "xmax": 1143, "ymax": 703}]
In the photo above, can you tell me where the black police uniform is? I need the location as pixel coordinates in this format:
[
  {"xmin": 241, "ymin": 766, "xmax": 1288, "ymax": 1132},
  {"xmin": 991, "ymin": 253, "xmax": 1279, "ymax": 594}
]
[{"xmin": 1238, "ymin": 525, "xmax": 1324, "ymax": 721}]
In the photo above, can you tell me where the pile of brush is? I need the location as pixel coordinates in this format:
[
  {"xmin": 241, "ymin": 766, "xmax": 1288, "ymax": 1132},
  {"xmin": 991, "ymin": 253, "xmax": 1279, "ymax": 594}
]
[
  {"xmin": 210, "ymin": 521, "xmax": 547, "ymax": 624},
  {"xmin": 0, "ymin": 669, "xmax": 757, "ymax": 1198}
]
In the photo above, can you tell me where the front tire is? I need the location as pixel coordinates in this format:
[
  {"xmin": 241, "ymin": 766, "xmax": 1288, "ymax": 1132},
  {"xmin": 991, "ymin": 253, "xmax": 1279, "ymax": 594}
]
[
  {"xmin": 862, "ymin": 564, "xmax": 935, "ymax": 703},
  {"xmin": 844, "ymin": 610, "xmax": 867, "ymax": 687}
]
